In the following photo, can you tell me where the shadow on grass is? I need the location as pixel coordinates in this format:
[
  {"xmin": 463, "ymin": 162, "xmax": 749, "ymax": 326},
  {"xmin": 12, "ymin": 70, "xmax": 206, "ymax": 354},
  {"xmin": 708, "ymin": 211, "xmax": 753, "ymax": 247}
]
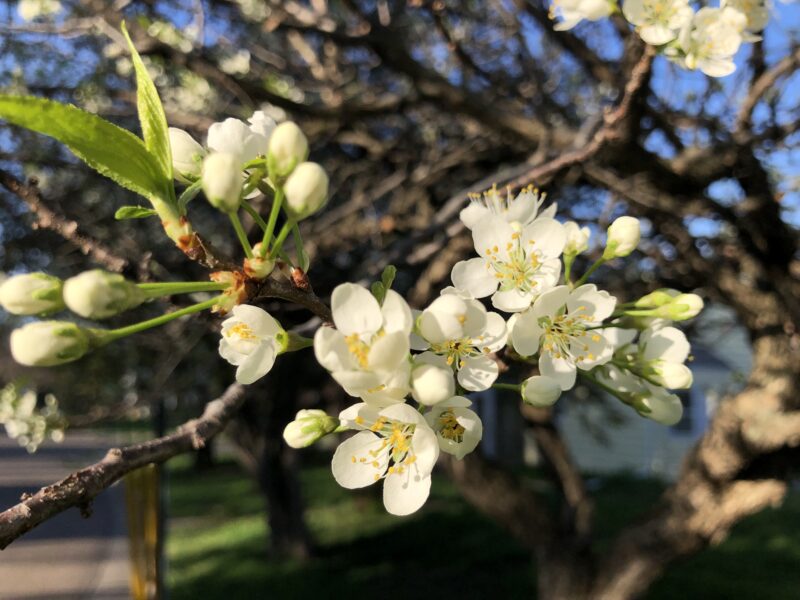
[{"xmin": 167, "ymin": 459, "xmax": 800, "ymax": 600}]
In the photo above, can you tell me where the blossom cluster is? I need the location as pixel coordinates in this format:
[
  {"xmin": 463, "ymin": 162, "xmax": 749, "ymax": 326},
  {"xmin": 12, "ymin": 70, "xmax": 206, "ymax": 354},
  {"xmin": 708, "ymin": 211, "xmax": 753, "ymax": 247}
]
[
  {"xmin": 550, "ymin": 0, "xmax": 770, "ymax": 77},
  {"xmin": 0, "ymin": 383, "xmax": 65, "ymax": 453},
  {"xmin": 1, "ymin": 42, "xmax": 704, "ymax": 516}
]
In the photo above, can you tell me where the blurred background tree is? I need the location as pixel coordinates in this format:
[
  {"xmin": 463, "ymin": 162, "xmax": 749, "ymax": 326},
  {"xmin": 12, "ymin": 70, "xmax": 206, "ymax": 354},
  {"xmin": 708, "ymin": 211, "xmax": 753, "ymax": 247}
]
[{"xmin": 0, "ymin": 1, "xmax": 798, "ymax": 598}]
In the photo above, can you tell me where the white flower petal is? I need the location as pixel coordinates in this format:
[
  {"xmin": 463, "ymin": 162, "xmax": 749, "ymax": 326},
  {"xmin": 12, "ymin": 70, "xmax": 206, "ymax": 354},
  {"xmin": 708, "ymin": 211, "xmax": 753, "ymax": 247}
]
[
  {"xmin": 235, "ymin": 341, "xmax": 277, "ymax": 384},
  {"xmin": 382, "ymin": 470, "xmax": 432, "ymax": 516},
  {"xmin": 509, "ymin": 309, "xmax": 543, "ymax": 356},
  {"xmin": 491, "ymin": 288, "xmax": 535, "ymax": 313},
  {"xmin": 532, "ymin": 285, "xmax": 570, "ymax": 318},
  {"xmin": 381, "ymin": 289, "xmax": 413, "ymax": 335},
  {"xmin": 332, "ymin": 431, "xmax": 389, "ymax": 489},
  {"xmin": 457, "ymin": 355, "xmax": 499, "ymax": 391},
  {"xmin": 522, "ymin": 218, "xmax": 566, "ymax": 259},
  {"xmin": 314, "ymin": 327, "xmax": 355, "ymax": 371},
  {"xmin": 539, "ymin": 353, "xmax": 577, "ymax": 390},
  {"xmin": 367, "ymin": 331, "xmax": 409, "ymax": 371},
  {"xmin": 473, "ymin": 216, "xmax": 515, "ymax": 262},
  {"xmin": 451, "ymin": 258, "xmax": 498, "ymax": 299},
  {"xmin": 331, "ymin": 283, "xmax": 383, "ymax": 336},
  {"xmin": 567, "ymin": 284, "xmax": 617, "ymax": 322}
]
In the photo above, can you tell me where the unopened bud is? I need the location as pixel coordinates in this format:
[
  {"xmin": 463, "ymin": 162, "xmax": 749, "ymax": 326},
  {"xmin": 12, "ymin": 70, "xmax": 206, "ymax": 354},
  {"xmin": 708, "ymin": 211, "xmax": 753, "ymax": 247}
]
[
  {"xmin": 521, "ymin": 375, "xmax": 562, "ymax": 407},
  {"xmin": 635, "ymin": 387, "xmax": 683, "ymax": 425},
  {"xmin": 563, "ymin": 221, "xmax": 590, "ymax": 256},
  {"xmin": 10, "ymin": 321, "xmax": 90, "ymax": 367},
  {"xmin": 283, "ymin": 162, "xmax": 328, "ymax": 220},
  {"xmin": 635, "ymin": 289, "xmax": 679, "ymax": 308},
  {"xmin": 168, "ymin": 128, "xmax": 206, "ymax": 182},
  {"xmin": 202, "ymin": 153, "xmax": 243, "ymax": 212},
  {"xmin": 668, "ymin": 293, "xmax": 703, "ymax": 319},
  {"xmin": 411, "ymin": 361, "xmax": 455, "ymax": 406},
  {"xmin": 603, "ymin": 216, "xmax": 640, "ymax": 259},
  {"xmin": 0, "ymin": 273, "xmax": 64, "ymax": 316},
  {"xmin": 63, "ymin": 270, "xmax": 145, "ymax": 320},
  {"xmin": 267, "ymin": 121, "xmax": 308, "ymax": 179},
  {"xmin": 283, "ymin": 409, "xmax": 339, "ymax": 448},
  {"xmin": 243, "ymin": 245, "xmax": 275, "ymax": 279},
  {"xmin": 644, "ymin": 361, "xmax": 693, "ymax": 389}
]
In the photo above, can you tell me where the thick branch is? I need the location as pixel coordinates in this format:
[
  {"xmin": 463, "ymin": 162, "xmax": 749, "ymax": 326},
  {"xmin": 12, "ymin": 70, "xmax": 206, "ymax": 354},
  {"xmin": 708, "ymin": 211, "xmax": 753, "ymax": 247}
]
[{"xmin": 0, "ymin": 383, "xmax": 245, "ymax": 550}]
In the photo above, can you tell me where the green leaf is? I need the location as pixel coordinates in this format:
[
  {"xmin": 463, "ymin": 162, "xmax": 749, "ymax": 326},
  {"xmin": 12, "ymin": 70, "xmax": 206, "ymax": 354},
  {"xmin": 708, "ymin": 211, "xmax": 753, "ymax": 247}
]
[
  {"xmin": 0, "ymin": 95, "xmax": 166, "ymax": 200},
  {"xmin": 381, "ymin": 265, "xmax": 397, "ymax": 291},
  {"xmin": 115, "ymin": 206, "xmax": 158, "ymax": 220},
  {"xmin": 121, "ymin": 22, "xmax": 173, "ymax": 186},
  {"xmin": 370, "ymin": 281, "xmax": 386, "ymax": 305}
]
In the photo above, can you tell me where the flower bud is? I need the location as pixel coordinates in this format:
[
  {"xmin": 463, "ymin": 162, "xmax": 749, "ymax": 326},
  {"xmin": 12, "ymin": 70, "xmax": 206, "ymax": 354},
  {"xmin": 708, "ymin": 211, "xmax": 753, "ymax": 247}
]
[
  {"xmin": 521, "ymin": 375, "xmax": 562, "ymax": 407},
  {"xmin": 168, "ymin": 128, "xmax": 206, "ymax": 182},
  {"xmin": 63, "ymin": 270, "xmax": 145, "ymax": 320},
  {"xmin": 635, "ymin": 289, "xmax": 679, "ymax": 308},
  {"xmin": 411, "ymin": 362, "xmax": 455, "ymax": 406},
  {"xmin": 636, "ymin": 386, "xmax": 683, "ymax": 426},
  {"xmin": 0, "ymin": 273, "xmax": 64, "ymax": 316},
  {"xmin": 10, "ymin": 321, "xmax": 90, "ymax": 367},
  {"xmin": 243, "ymin": 245, "xmax": 275, "ymax": 279},
  {"xmin": 202, "ymin": 153, "xmax": 244, "ymax": 212},
  {"xmin": 646, "ymin": 361, "xmax": 693, "ymax": 389},
  {"xmin": 563, "ymin": 221, "xmax": 590, "ymax": 256},
  {"xmin": 283, "ymin": 409, "xmax": 339, "ymax": 449},
  {"xmin": 668, "ymin": 293, "xmax": 703, "ymax": 320},
  {"xmin": 267, "ymin": 121, "xmax": 308, "ymax": 178},
  {"xmin": 603, "ymin": 216, "xmax": 640, "ymax": 259},
  {"xmin": 283, "ymin": 162, "xmax": 328, "ymax": 220}
]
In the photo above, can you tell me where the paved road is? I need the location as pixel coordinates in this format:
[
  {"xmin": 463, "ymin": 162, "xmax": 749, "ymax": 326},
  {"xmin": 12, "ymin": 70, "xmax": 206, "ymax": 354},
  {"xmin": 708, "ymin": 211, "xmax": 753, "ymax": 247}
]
[{"xmin": 0, "ymin": 432, "xmax": 131, "ymax": 600}]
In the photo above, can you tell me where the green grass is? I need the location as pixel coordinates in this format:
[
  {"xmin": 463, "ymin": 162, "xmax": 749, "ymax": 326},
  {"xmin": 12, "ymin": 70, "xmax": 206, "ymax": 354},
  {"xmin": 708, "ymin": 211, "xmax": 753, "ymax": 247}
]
[{"xmin": 166, "ymin": 458, "xmax": 800, "ymax": 599}]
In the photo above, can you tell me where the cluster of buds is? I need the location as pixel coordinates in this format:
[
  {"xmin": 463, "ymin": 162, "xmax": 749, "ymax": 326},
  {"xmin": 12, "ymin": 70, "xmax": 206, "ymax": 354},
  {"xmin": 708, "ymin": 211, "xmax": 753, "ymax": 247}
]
[
  {"xmin": 170, "ymin": 113, "xmax": 329, "ymax": 283},
  {"xmin": 2, "ymin": 270, "xmax": 231, "ymax": 367}
]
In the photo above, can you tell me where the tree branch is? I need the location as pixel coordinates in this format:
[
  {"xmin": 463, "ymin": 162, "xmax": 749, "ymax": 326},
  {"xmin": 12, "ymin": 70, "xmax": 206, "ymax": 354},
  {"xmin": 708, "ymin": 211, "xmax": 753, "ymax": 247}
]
[{"xmin": 0, "ymin": 383, "xmax": 246, "ymax": 550}]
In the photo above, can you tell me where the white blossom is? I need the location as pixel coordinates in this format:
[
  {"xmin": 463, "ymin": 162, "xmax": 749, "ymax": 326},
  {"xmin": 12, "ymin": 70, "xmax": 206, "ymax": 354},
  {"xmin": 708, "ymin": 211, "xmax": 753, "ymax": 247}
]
[
  {"xmin": 333, "ymin": 403, "xmax": 439, "ymax": 516},
  {"xmin": 17, "ymin": 0, "xmax": 61, "ymax": 21},
  {"xmin": 721, "ymin": 0, "xmax": 770, "ymax": 39},
  {"xmin": 510, "ymin": 284, "xmax": 617, "ymax": 390},
  {"xmin": 168, "ymin": 128, "xmax": 206, "ymax": 182},
  {"xmin": 62, "ymin": 270, "xmax": 144, "ymax": 320},
  {"xmin": 550, "ymin": 0, "xmax": 616, "ymax": 31},
  {"xmin": 424, "ymin": 396, "xmax": 482, "ymax": 460},
  {"xmin": 0, "ymin": 273, "xmax": 64, "ymax": 316},
  {"xmin": 675, "ymin": 7, "xmax": 745, "ymax": 77},
  {"xmin": 10, "ymin": 321, "xmax": 90, "ymax": 367},
  {"xmin": 623, "ymin": 0, "xmax": 694, "ymax": 45},
  {"xmin": 414, "ymin": 293, "xmax": 508, "ymax": 391},
  {"xmin": 219, "ymin": 304, "xmax": 288, "ymax": 384},
  {"xmin": 283, "ymin": 162, "xmax": 329, "ymax": 220},
  {"xmin": 314, "ymin": 283, "xmax": 413, "ymax": 405},
  {"xmin": 207, "ymin": 116, "xmax": 270, "ymax": 163},
  {"xmin": 452, "ymin": 215, "xmax": 566, "ymax": 312},
  {"xmin": 460, "ymin": 185, "xmax": 556, "ymax": 230}
]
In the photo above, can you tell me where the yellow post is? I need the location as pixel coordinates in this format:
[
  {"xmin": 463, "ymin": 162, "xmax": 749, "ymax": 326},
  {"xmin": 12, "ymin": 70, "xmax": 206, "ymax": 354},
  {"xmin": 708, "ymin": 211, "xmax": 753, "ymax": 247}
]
[{"xmin": 124, "ymin": 464, "xmax": 162, "ymax": 600}]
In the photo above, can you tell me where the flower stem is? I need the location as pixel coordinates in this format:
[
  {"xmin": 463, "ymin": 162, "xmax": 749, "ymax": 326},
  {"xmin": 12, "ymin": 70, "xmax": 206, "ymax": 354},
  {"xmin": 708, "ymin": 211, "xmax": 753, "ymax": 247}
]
[
  {"xmin": 269, "ymin": 219, "xmax": 295, "ymax": 260},
  {"xmin": 138, "ymin": 281, "xmax": 229, "ymax": 299},
  {"xmin": 261, "ymin": 187, "xmax": 284, "ymax": 257},
  {"xmin": 573, "ymin": 256, "xmax": 607, "ymax": 287},
  {"xmin": 229, "ymin": 212, "xmax": 254, "ymax": 258},
  {"xmin": 241, "ymin": 200, "xmax": 269, "ymax": 231},
  {"xmin": 105, "ymin": 296, "xmax": 220, "ymax": 341},
  {"xmin": 292, "ymin": 222, "xmax": 306, "ymax": 268},
  {"xmin": 492, "ymin": 382, "xmax": 522, "ymax": 393},
  {"xmin": 564, "ymin": 254, "xmax": 575, "ymax": 286}
]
